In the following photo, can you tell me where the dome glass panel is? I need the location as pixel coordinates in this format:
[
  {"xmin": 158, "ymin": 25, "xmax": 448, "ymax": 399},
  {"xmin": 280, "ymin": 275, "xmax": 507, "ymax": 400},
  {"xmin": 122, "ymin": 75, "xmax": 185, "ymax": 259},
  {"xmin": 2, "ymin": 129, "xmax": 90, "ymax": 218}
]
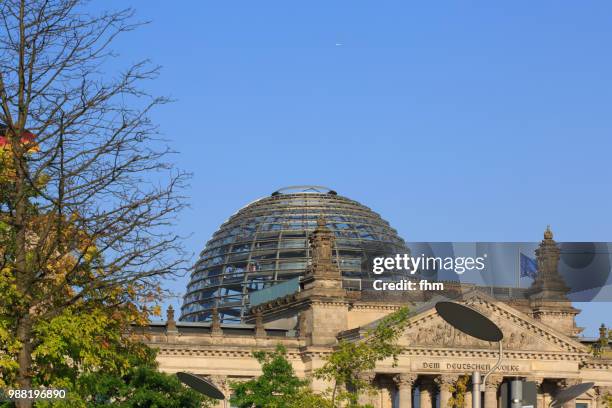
[{"xmin": 180, "ymin": 186, "xmax": 408, "ymax": 322}]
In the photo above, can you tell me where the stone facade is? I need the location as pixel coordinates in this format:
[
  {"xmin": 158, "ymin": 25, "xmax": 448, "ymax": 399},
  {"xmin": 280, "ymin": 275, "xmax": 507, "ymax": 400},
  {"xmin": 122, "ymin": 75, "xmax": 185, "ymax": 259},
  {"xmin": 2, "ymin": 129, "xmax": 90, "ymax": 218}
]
[{"xmin": 142, "ymin": 225, "xmax": 612, "ymax": 407}]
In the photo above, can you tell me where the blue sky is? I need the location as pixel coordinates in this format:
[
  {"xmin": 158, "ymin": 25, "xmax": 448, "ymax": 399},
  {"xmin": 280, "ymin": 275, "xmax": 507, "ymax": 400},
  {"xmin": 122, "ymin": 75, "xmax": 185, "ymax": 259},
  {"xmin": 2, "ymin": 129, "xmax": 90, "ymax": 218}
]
[{"xmin": 105, "ymin": 1, "xmax": 611, "ymax": 336}]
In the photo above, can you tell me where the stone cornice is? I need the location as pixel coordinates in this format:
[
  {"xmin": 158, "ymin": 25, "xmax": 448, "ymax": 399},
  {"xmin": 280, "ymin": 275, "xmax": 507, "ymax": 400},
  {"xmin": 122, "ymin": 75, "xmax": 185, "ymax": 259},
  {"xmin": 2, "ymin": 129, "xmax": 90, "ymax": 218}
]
[
  {"xmin": 309, "ymin": 299, "xmax": 351, "ymax": 307},
  {"xmin": 156, "ymin": 346, "xmax": 305, "ymax": 361},
  {"xmin": 580, "ymin": 360, "xmax": 612, "ymax": 370},
  {"xmin": 349, "ymin": 303, "xmax": 404, "ymax": 311},
  {"xmin": 146, "ymin": 334, "xmax": 302, "ymax": 346},
  {"xmin": 402, "ymin": 347, "xmax": 589, "ymax": 361},
  {"xmin": 153, "ymin": 342, "xmax": 591, "ymax": 364}
]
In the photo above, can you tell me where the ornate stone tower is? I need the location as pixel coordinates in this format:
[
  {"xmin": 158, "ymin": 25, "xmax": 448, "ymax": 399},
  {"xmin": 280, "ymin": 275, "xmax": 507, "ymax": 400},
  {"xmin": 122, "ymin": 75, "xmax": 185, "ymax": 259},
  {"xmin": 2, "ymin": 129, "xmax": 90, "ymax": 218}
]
[
  {"xmin": 301, "ymin": 216, "xmax": 345, "ymax": 295},
  {"xmin": 528, "ymin": 226, "xmax": 582, "ymax": 337},
  {"xmin": 529, "ymin": 226, "xmax": 569, "ymax": 299},
  {"xmin": 298, "ymin": 216, "xmax": 348, "ymax": 345}
]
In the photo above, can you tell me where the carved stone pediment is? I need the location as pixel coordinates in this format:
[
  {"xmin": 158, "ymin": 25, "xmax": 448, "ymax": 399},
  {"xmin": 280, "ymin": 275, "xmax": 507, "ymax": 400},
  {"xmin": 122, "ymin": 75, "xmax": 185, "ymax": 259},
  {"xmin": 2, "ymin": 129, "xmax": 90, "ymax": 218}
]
[{"xmin": 398, "ymin": 292, "xmax": 587, "ymax": 354}]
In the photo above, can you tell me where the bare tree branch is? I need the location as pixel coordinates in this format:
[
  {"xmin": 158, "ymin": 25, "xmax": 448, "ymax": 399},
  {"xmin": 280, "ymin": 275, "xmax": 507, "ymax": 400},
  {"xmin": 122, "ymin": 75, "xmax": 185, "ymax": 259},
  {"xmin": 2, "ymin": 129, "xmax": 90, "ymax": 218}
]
[{"xmin": 0, "ymin": 1, "xmax": 189, "ymax": 403}]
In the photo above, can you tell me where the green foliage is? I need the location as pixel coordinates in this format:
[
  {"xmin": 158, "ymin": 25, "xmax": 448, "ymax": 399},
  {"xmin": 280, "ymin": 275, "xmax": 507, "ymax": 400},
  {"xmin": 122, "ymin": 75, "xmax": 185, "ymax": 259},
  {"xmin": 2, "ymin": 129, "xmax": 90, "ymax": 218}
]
[
  {"xmin": 32, "ymin": 312, "xmax": 211, "ymax": 407},
  {"xmin": 0, "ymin": 352, "xmax": 211, "ymax": 408},
  {"xmin": 229, "ymin": 344, "xmax": 369, "ymax": 408},
  {"xmin": 0, "ymin": 288, "xmax": 208, "ymax": 407},
  {"xmin": 33, "ymin": 365, "xmax": 210, "ymax": 408},
  {"xmin": 79, "ymin": 366, "xmax": 209, "ymax": 408},
  {"xmin": 0, "ymin": 266, "xmax": 19, "ymax": 387},
  {"xmin": 33, "ymin": 308, "xmax": 140, "ymax": 384},
  {"xmin": 230, "ymin": 344, "xmax": 309, "ymax": 408},
  {"xmin": 1, "ymin": 147, "xmax": 178, "ymax": 404},
  {"xmin": 286, "ymin": 388, "xmax": 335, "ymax": 408},
  {"xmin": 314, "ymin": 307, "xmax": 410, "ymax": 406},
  {"xmin": 448, "ymin": 375, "xmax": 469, "ymax": 408},
  {"xmin": 605, "ymin": 393, "xmax": 612, "ymax": 408},
  {"xmin": 229, "ymin": 308, "xmax": 409, "ymax": 408}
]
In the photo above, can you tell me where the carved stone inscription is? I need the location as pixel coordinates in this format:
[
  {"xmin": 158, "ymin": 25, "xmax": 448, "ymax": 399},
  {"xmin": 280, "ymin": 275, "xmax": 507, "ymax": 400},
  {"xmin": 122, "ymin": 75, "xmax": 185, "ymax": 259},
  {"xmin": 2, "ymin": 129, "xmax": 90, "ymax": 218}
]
[{"xmin": 412, "ymin": 359, "xmax": 530, "ymax": 373}]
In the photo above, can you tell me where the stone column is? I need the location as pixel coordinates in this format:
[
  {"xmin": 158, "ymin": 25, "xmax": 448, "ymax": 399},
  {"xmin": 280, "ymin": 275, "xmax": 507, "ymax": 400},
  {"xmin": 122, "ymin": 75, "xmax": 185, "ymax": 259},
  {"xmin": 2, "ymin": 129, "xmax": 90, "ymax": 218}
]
[
  {"xmin": 211, "ymin": 307, "xmax": 223, "ymax": 336},
  {"xmin": 394, "ymin": 374, "xmax": 417, "ymax": 408},
  {"xmin": 532, "ymin": 377, "xmax": 545, "ymax": 408},
  {"xmin": 208, "ymin": 375, "xmax": 228, "ymax": 408},
  {"xmin": 420, "ymin": 378, "xmax": 434, "ymax": 408},
  {"xmin": 165, "ymin": 305, "xmax": 178, "ymax": 342},
  {"xmin": 254, "ymin": 310, "xmax": 266, "ymax": 338},
  {"xmin": 437, "ymin": 375, "xmax": 459, "ymax": 408},
  {"xmin": 484, "ymin": 376, "xmax": 502, "ymax": 408},
  {"xmin": 358, "ymin": 372, "xmax": 377, "ymax": 406}
]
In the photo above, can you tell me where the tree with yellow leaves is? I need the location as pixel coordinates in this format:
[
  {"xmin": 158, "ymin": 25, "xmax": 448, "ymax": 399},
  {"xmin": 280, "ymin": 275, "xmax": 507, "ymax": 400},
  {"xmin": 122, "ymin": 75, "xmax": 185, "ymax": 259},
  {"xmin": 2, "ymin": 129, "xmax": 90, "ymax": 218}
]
[{"xmin": 0, "ymin": 1, "xmax": 191, "ymax": 406}]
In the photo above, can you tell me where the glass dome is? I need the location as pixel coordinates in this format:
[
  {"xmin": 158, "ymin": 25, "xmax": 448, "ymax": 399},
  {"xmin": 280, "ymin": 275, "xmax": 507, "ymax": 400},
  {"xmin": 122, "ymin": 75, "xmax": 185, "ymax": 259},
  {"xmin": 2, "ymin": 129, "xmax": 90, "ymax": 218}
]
[{"xmin": 180, "ymin": 186, "xmax": 408, "ymax": 323}]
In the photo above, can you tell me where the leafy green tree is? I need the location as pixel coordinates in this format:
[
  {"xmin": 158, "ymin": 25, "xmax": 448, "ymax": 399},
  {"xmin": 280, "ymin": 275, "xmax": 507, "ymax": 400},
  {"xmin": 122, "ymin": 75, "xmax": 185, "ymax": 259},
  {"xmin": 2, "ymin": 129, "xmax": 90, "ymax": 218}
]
[
  {"xmin": 448, "ymin": 375, "xmax": 469, "ymax": 408},
  {"xmin": 34, "ymin": 307, "xmax": 201, "ymax": 408},
  {"xmin": 230, "ymin": 345, "xmax": 309, "ymax": 408},
  {"xmin": 1, "ymin": 345, "xmax": 211, "ymax": 408},
  {"xmin": 286, "ymin": 388, "xmax": 335, "ymax": 408},
  {"xmin": 67, "ymin": 365, "xmax": 210, "ymax": 408},
  {"xmin": 230, "ymin": 307, "xmax": 410, "ymax": 408},
  {"xmin": 314, "ymin": 307, "xmax": 410, "ymax": 407}
]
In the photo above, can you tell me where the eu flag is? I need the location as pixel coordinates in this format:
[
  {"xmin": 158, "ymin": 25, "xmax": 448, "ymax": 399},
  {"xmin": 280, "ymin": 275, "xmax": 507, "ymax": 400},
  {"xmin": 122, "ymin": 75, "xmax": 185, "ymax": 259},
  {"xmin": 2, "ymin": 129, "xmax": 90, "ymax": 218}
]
[{"xmin": 520, "ymin": 253, "xmax": 538, "ymax": 279}]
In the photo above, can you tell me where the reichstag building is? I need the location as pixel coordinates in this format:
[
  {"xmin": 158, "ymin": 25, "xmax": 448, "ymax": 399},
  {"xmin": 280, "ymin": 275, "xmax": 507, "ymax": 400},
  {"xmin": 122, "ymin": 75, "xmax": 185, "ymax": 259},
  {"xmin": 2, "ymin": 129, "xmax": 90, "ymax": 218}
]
[{"xmin": 142, "ymin": 186, "xmax": 612, "ymax": 408}]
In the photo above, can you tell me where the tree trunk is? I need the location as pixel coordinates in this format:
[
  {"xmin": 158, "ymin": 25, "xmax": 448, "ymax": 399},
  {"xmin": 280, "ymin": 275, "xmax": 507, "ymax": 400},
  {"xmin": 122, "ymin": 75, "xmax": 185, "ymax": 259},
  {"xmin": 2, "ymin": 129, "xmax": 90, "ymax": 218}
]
[
  {"xmin": 14, "ymin": 0, "xmax": 33, "ymax": 403},
  {"xmin": 15, "ymin": 316, "xmax": 33, "ymax": 408},
  {"xmin": 14, "ymin": 159, "xmax": 33, "ymax": 408}
]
